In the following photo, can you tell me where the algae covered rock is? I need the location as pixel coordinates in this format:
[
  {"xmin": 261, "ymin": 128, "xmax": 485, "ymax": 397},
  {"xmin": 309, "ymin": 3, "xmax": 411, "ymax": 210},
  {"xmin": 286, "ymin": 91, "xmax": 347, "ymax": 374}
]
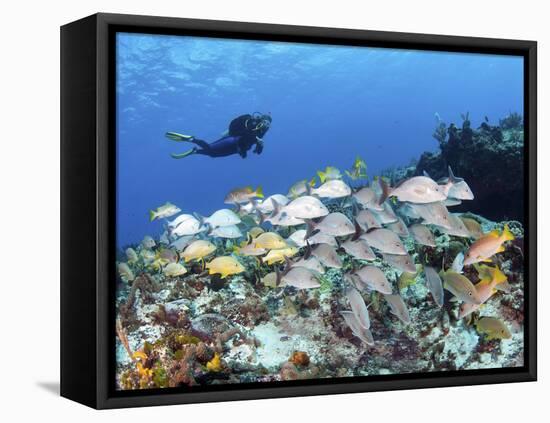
[{"xmin": 414, "ymin": 113, "xmax": 524, "ymax": 222}]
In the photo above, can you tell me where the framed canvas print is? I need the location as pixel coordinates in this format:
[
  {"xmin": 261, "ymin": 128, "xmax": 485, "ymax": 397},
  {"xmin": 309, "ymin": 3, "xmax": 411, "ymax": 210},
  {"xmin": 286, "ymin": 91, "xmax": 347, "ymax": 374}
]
[{"xmin": 60, "ymin": 13, "xmax": 537, "ymax": 409}]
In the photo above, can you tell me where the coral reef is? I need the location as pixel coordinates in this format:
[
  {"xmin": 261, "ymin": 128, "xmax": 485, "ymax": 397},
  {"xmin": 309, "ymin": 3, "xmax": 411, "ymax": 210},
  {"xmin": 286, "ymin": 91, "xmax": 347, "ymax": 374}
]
[{"xmin": 394, "ymin": 113, "xmax": 524, "ymax": 222}]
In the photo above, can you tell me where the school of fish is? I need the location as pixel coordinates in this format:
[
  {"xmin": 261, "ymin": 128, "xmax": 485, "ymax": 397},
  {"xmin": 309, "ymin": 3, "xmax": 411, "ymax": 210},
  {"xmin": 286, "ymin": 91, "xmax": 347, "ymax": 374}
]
[{"xmin": 118, "ymin": 160, "xmax": 518, "ymax": 347}]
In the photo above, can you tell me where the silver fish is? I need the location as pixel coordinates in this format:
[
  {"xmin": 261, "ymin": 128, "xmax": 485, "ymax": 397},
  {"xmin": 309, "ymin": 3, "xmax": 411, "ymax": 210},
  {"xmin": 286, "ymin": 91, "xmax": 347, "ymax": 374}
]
[
  {"xmin": 307, "ymin": 212, "xmax": 354, "ymax": 238},
  {"xmin": 209, "ymin": 224, "xmax": 242, "ymax": 239},
  {"xmin": 373, "ymin": 202, "xmax": 398, "ymax": 224},
  {"xmin": 352, "ymin": 187, "xmax": 383, "ymax": 211},
  {"xmin": 292, "ymin": 255, "xmax": 325, "ymax": 274},
  {"xmin": 341, "ymin": 239, "xmax": 376, "ymax": 260},
  {"xmin": 399, "ymin": 203, "xmax": 421, "ymax": 220},
  {"xmin": 424, "ymin": 266, "xmax": 444, "ymax": 307},
  {"xmin": 408, "ymin": 224, "xmax": 436, "ymax": 247},
  {"xmin": 386, "ymin": 217, "xmax": 409, "ymax": 238},
  {"xmin": 346, "ymin": 287, "xmax": 371, "ymax": 329},
  {"xmin": 171, "ymin": 215, "xmax": 206, "ymax": 236},
  {"xmin": 407, "ymin": 202, "xmax": 452, "ymax": 229},
  {"xmin": 360, "ymin": 228, "xmax": 407, "ymax": 255},
  {"xmin": 311, "ymin": 179, "xmax": 351, "ymax": 199},
  {"xmin": 256, "ymin": 194, "xmax": 290, "ymax": 214},
  {"xmin": 355, "ymin": 209, "xmax": 382, "ymax": 231},
  {"xmin": 280, "ymin": 266, "xmax": 320, "ymax": 289},
  {"xmin": 203, "ymin": 209, "xmax": 241, "ymax": 228},
  {"xmin": 170, "ymin": 235, "xmax": 195, "ymax": 251},
  {"xmin": 434, "ymin": 214, "xmax": 470, "ymax": 238},
  {"xmin": 384, "ymin": 294, "xmax": 411, "ymax": 324},
  {"xmin": 264, "ymin": 209, "xmax": 305, "ymax": 227},
  {"xmin": 380, "ymin": 176, "xmax": 446, "ymax": 204},
  {"xmin": 340, "ymin": 311, "xmax": 375, "ymax": 345},
  {"xmin": 382, "ymin": 253, "xmax": 416, "ymax": 273},
  {"xmin": 167, "ymin": 213, "xmax": 195, "ymax": 229},
  {"xmin": 308, "ymin": 232, "xmax": 338, "ymax": 247},
  {"xmin": 312, "ymin": 243, "xmax": 342, "ymax": 268},
  {"xmin": 286, "ymin": 229, "xmax": 308, "ymax": 248},
  {"xmin": 448, "ymin": 181, "xmax": 474, "ymax": 200},
  {"xmin": 354, "ymin": 265, "xmax": 392, "ymax": 294},
  {"xmin": 438, "ymin": 166, "xmax": 474, "ymax": 200},
  {"xmin": 444, "ymin": 198, "xmax": 463, "ymax": 207},
  {"xmin": 276, "ymin": 196, "xmax": 329, "ymax": 219}
]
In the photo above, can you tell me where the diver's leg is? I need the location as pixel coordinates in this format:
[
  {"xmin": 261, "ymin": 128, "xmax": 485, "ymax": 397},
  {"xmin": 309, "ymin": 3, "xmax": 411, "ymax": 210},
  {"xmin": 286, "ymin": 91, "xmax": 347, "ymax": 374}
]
[{"xmin": 187, "ymin": 138, "xmax": 211, "ymax": 149}]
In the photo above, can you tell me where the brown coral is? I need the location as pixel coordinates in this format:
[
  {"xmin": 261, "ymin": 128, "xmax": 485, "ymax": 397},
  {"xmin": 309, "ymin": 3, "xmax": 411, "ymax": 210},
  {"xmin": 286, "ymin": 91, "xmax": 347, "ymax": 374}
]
[{"xmin": 290, "ymin": 351, "xmax": 310, "ymax": 367}]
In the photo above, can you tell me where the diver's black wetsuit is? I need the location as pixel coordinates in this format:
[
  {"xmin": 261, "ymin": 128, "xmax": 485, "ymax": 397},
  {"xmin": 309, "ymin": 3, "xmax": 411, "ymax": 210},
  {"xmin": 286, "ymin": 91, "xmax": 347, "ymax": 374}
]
[{"xmin": 187, "ymin": 114, "xmax": 271, "ymax": 158}]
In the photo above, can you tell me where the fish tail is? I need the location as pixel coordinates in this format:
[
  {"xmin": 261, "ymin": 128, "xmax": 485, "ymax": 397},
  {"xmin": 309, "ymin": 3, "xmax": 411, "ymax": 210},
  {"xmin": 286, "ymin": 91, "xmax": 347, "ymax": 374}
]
[
  {"xmin": 149, "ymin": 210, "xmax": 156, "ymax": 222},
  {"xmin": 317, "ymin": 170, "xmax": 326, "ymax": 183},
  {"xmin": 351, "ymin": 218, "xmax": 363, "ymax": 241},
  {"xmin": 304, "ymin": 219, "xmax": 317, "ymax": 239},
  {"xmin": 378, "ymin": 178, "xmax": 392, "ymax": 205},
  {"xmin": 269, "ymin": 198, "xmax": 281, "ymax": 218},
  {"xmin": 255, "ymin": 185, "xmax": 264, "ymax": 198},
  {"xmin": 502, "ymin": 224, "xmax": 515, "ymax": 241}
]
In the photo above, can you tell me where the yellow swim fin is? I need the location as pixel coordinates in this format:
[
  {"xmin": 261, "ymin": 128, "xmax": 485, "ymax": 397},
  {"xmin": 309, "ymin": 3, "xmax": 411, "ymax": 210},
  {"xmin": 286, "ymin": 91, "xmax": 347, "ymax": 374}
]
[
  {"xmin": 170, "ymin": 149, "xmax": 196, "ymax": 159},
  {"xmin": 165, "ymin": 132, "xmax": 194, "ymax": 142}
]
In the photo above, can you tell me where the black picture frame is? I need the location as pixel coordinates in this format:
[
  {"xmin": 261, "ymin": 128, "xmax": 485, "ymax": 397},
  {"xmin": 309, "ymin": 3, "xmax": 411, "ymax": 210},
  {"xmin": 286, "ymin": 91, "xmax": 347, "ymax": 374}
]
[{"xmin": 60, "ymin": 12, "xmax": 537, "ymax": 409}]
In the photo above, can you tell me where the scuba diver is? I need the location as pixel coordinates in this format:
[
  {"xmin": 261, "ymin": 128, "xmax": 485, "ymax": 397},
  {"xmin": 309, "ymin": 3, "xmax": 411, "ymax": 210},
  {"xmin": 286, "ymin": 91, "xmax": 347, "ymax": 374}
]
[{"xmin": 165, "ymin": 112, "xmax": 272, "ymax": 159}]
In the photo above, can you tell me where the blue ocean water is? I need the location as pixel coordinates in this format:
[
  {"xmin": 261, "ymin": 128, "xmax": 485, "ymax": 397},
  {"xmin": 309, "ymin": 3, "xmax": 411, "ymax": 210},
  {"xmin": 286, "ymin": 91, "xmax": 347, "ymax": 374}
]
[{"xmin": 116, "ymin": 32, "xmax": 523, "ymax": 247}]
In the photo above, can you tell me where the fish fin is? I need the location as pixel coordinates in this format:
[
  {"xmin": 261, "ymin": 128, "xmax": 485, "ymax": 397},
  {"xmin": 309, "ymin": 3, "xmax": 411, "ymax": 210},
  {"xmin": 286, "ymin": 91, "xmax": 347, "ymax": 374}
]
[
  {"xmin": 256, "ymin": 186, "xmax": 264, "ymax": 199},
  {"xmin": 282, "ymin": 256, "xmax": 294, "ymax": 275},
  {"xmin": 317, "ymin": 170, "xmax": 326, "ymax": 184},
  {"xmin": 495, "ymin": 281, "xmax": 511, "ymax": 293},
  {"xmin": 449, "ymin": 296, "xmax": 459, "ymax": 303},
  {"xmin": 165, "ymin": 132, "xmax": 194, "ymax": 142},
  {"xmin": 497, "ymin": 245, "xmax": 506, "ymax": 253},
  {"xmin": 378, "ymin": 178, "xmax": 391, "ymax": 205},
  {"xmin": 422, "ymin": 170, "xmax": 431, "ymax": 179},
  {"xmin": 448, "ymin": 166, "xmax": 464, "ymax": 183},
  {"xmin": 451, "ymin": 252, "xmax": 464, "ymax": 273},
  {"xmin": 304, "ymin": 241, "xmax": 312, "ymax": 260},
  {"xmin": 269, "ymin": 198, "xmax": 281, "ymax": 218},
  {"xmin": 309, "ymin": 177, "xmax": 317, "ymax": 187},
  {"xmin": 149, "ymin": 210, "xmax": 156, "ymax": 222},
  {"xmin": 256, "ymin": 209, "xmax": 266, "ymax": 225},
  {"xmin": 304, "ymin": 219, "xmax": 317, "ymax": 239},
  {"xmin": 487, "ymin": 229, "xmax": 500, "ymax": 238},
  {"xmin": 193, "ymin": 212, "xmax": 206, "ymax": 227},
  {"xmin": 352, "ymin": 219, "xmax": 363, "ymax": 241},
  {"xmin": 502, "ymin": 224, "xmax": 515, "ymax": 242},
  {"xmin": 481, "ymin": 258, "xmax": 494, "ymax": 263}
]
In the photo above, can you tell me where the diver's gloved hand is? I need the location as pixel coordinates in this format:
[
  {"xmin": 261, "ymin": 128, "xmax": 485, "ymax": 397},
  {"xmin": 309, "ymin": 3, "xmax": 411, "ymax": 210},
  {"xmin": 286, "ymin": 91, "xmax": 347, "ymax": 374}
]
[{"xmin": 254, "ymin": 138, "xmax": 264, "ymax": 154}]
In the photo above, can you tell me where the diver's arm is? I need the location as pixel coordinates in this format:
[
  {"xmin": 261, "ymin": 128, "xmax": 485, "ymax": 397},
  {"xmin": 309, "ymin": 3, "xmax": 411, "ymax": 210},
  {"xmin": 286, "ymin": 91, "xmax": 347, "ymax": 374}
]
[
  {"xmin": 253, "ymin": 137, "xmax": 264, "ymax": 154},
  {"xmin": 236, "ymin": 136, "xmax": 248, "ymax": 158}
]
